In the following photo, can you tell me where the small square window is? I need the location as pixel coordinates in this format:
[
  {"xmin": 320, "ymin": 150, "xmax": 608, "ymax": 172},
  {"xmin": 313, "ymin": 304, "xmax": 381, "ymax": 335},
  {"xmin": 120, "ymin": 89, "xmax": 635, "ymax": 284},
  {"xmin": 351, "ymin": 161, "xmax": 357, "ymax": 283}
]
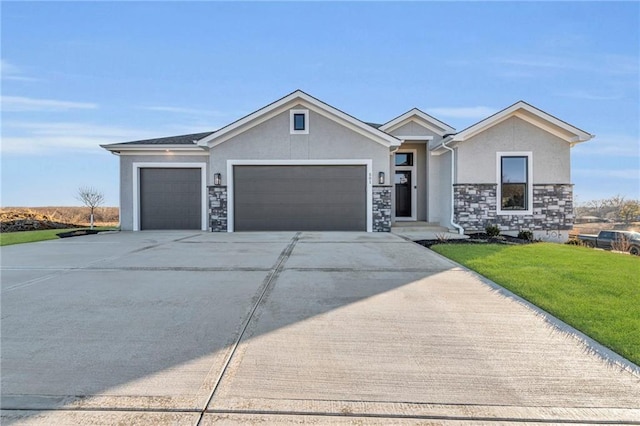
[{"xmin": 293, "ymin": 113, "xmax": 305, "ymax": 131}]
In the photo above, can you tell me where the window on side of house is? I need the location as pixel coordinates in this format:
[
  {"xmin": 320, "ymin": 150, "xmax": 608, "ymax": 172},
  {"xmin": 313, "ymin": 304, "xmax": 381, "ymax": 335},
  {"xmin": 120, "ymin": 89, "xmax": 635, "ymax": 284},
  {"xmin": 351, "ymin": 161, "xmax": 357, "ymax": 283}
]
[
  {"xmin": 290, "ymin": 109, "xmax": 309, "ymax": 134},
  {"xmin": 293, "ymin": 113, "xmax": 305, "ymax": 131},
  {"xmin": 500, "ymin": 155, "xmax": 529, "ymax": 211}
]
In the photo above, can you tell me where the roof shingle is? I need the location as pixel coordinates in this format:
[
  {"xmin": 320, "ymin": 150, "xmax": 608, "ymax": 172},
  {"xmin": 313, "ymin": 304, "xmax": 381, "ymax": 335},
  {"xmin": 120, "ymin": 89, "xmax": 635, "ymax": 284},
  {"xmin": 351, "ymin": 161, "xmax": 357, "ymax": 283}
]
[{"xmin": 116, "ymin": 131, "xmax": 214, "ymax": 145}]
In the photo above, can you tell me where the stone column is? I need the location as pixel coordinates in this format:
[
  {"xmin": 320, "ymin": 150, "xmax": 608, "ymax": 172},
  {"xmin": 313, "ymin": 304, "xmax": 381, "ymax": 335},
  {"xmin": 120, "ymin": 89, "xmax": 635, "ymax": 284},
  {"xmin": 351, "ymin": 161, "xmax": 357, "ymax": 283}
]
[
  {"xmin": 208, "ymin": 186, "xmax": 227, "ymax": 232},
  {"xmin": 373, "ymin": 186, "xmax": 392, "ymax": 232}
]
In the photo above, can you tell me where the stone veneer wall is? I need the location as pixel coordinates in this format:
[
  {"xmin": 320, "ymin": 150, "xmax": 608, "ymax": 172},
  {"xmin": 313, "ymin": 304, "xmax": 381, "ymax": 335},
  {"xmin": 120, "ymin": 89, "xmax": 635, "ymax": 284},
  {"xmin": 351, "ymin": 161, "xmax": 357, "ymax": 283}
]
[
  {"xmin": 454, "ymin": 184, "xmax": 574, "ymax": 232},
  {"xmin": 208, "ymin": 186, "xmax": 228, "ymax": 232},
  {"xmin": 373, "ymin": 186, "xmax": 392, "ymax": 232}
]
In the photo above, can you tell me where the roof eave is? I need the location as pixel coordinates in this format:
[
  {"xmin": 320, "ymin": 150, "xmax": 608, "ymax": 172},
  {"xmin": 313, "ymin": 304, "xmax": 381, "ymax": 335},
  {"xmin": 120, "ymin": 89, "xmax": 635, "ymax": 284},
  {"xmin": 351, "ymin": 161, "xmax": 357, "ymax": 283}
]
[
  {"xmin": 451, "ymin": 101, "xmax": 594, "ymax": 144},
  {"xmin": 380, "ymin": 108, "xmax": 456, "ymax": 136},
  {"xmin": 100, "ymin": 144, "xmax": 208, "ymax": 153},
  {"xmin": 198, "ymin": 90, "xmax": 401, "ymax": 149}
]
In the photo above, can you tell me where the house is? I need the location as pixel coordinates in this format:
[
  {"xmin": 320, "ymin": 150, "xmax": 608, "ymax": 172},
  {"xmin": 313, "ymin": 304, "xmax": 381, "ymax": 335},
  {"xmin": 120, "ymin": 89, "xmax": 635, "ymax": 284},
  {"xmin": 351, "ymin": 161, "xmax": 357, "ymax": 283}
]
[{"xmin": 101, "ymin": 90, "xmax": 593, "ymax": 240}]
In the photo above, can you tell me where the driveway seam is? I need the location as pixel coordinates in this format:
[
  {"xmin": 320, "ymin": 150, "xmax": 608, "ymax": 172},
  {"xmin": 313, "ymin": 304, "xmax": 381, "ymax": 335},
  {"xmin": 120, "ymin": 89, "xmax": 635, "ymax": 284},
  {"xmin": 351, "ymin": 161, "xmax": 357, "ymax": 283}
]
[
  {"xmin": 205, "ymin": 408, "xmax": 640, "ymax": 424},
  {"xmin": 195, "ymin": 232, "xmax": 301, "ymax": 426}
]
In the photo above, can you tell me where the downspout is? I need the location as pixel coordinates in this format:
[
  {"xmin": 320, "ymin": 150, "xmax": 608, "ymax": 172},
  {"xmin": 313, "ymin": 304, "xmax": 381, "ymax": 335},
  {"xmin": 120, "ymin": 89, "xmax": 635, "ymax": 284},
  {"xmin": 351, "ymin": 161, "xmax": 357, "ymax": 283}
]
[{"xmin": 440, "ymin": 137, "xmax": 464, "ymax": 235}]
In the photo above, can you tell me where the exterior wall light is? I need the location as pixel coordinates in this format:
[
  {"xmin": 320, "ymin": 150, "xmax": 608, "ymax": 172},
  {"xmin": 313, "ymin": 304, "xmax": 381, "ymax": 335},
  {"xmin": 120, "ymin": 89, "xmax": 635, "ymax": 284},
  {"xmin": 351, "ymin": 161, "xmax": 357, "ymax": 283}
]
[
  {"xmin": 378, "ymin": 172, "xmax": 385, "ymax": 185},
  {"xmin": 214, "ymin": 173, "xmax": 222, "ymax": 186}
]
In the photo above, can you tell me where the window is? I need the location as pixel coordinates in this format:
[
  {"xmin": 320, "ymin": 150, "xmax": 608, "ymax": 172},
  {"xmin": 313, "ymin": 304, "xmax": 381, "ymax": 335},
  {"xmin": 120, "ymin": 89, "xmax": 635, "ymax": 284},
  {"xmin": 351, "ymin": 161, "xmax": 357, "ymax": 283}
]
[
  {"xmin": 395, "ymin": 153, "xmax": 414, "ymax": 166},
  {"xmin": 290, "ymin": 109, "xmax": 309, "ymax": 134},
  {"xmin": 497, "ymin": 152, "xmax": 532, "ymax": 214},
  {"xmin": 293, "ymin": 113, "xmax": 305, "ymax": 131}
]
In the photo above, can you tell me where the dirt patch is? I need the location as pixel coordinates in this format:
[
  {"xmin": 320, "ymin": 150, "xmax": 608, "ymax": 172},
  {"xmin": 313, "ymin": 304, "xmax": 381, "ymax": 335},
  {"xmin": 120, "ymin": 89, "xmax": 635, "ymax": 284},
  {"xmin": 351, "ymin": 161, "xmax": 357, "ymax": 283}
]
[
  {"xmin": 0, "ymin": 207, "xmax": 119, "ymax": 233},
  {"xmin": 0, "ymin": 210, "xmax": 80, "ymax": 233},
  {"xmin": 415, "ymin": 233, "xmax": 536, "ymax": 249}
]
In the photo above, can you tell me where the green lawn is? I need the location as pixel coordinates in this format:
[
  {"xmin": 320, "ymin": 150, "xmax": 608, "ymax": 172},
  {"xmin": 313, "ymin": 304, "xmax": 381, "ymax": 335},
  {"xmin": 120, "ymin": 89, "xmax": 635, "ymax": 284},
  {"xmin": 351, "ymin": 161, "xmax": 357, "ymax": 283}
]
[
  {"xmin": 431, "ymin": 242, "xmax": 640, "ymax": 365},
  {"xmin": 0, "ymin": 227, "xmax": 116, "ymax": 246}
]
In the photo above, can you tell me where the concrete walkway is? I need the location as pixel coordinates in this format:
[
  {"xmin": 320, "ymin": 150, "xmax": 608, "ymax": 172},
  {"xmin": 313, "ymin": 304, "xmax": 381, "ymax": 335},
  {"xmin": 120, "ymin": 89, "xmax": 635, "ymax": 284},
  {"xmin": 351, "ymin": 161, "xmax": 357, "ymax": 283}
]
[{"xmin": 1, "ymin": 231, "xmax": 638, "ymax": 425}]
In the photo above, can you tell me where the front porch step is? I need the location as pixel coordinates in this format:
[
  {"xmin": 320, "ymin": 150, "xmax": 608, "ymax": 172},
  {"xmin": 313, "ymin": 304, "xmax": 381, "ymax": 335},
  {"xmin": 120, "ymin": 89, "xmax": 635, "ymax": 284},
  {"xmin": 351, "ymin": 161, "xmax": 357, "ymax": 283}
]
[
  {"xmin": 391, "ymin": 222, "xmax": 450, "ymax": 233},
  {"xmin": 391, "ymin": 221, "xmax": 467, "ymax": 240}
]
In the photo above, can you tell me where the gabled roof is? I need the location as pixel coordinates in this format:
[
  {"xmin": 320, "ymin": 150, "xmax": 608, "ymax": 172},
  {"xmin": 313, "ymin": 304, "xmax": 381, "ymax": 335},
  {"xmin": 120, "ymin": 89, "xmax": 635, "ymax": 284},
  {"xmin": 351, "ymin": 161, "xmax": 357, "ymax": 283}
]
[
  {"xmin": 101, "ymin": 131, "xmax": 213, "ymax": 153},
  {"xmin": 197, "ymin": 90, "xmax": 401, "ymax": 148},
  {"xmin": 444, "ymin": 101, "xmax": 594, "ymax": 145},
  {"xmin": 379, "ymin": 108, "xmax": 455, "ymax": 136}
]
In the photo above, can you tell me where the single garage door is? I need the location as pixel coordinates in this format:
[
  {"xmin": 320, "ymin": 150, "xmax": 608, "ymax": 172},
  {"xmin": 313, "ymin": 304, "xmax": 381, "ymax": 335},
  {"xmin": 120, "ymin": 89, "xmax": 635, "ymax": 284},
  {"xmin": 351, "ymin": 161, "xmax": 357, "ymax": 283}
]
[
  {"xmin": 139, "ymin": 168, "xmax": 201, "ymax": 230},
  {"xmin": 233, "ymin": 165, "xmax": 367, "ymax": 231}
]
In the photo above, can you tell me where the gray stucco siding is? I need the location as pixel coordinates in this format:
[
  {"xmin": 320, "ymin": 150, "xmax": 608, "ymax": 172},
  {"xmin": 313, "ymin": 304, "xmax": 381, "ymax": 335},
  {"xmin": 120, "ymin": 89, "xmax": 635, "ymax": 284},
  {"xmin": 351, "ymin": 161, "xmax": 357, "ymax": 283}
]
[
  {"xmin": 456, "ymin": 116, "xmax": 571, "ymax": 184},
  {"xmin": 118, "ymin": 154, "xmax": 209, "ymax": 231},
  {"xmin": 210, "ymin": 107, "xmax": 390, "ymax": 185},
  {"xmin": 436, "ymin": 150, "xmax": 453, "ymax": 228},
  {"xmin": 388, "ymin": 121, "xmax": 442, "ymax": 139}
]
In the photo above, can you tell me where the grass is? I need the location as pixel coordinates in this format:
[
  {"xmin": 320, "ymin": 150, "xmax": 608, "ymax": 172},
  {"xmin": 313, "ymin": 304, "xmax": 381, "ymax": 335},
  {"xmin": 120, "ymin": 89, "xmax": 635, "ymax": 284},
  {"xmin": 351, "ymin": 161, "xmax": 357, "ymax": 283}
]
[
  {"xmin": 431, "ymin": 242, "xmax": 640, "ymax": 365},
  {"xmin": 0, "ymin": 227, "xmax": 116, "ymax": 246}
]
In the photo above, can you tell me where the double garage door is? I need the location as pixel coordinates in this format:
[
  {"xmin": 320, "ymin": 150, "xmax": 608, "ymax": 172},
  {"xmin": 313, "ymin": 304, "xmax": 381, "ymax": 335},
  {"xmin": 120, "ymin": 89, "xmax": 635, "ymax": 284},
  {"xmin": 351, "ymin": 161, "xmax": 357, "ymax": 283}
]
[
  {"xmin": 233, "ymin": 165, "xmax": 367, "ymax": 231},
  {"xmin": 138, "ymin": 165, "xmax": 367, "ymax": 231}
]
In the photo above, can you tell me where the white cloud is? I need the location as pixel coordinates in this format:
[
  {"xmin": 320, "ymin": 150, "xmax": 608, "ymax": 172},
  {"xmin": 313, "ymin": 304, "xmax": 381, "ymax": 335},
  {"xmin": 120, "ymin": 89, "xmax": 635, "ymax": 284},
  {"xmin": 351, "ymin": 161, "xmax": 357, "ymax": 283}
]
[
  {"xmin": 0, "ymin": 60, "xmax": 38, "ymax": 82},
  {"xmin": 497, "ymin": 57, "xmax": 573, "ymax": 70},
  {"xmin": 1, "ymin": 96, "xmax": 98, "ymax": 112},
  {"xmin": 556, "ymin": 90, "xmax": 624, "ymax": 101},
  {"xmin": 140, "ymin": 105, "xmax": 225, "ymax": 116},
  {"xmin": 426, "ymin": 106, "xmax": 497, "ymax": 120},
  {"xmin": 573, "ymin": 134, "xmax": 640, "ymax": 157},
  {"xmin": 1, "ymin": 121, "xmax": 162, "ymax": 154},
  {"xmin": 573, "ymin": 168, "xmax": 640, "ymax": 180},
  {"xmin": 493, "ymin": 53, "xmax": 639, "ymax": 77}
]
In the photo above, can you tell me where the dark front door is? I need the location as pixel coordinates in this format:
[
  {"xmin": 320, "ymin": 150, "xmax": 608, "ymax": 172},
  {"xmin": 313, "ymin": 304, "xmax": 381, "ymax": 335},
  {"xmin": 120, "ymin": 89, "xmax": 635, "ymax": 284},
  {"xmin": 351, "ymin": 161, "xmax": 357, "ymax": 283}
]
[{"xmin": 395, "ymin": 170, "xmax": 412, "ymax": 217}]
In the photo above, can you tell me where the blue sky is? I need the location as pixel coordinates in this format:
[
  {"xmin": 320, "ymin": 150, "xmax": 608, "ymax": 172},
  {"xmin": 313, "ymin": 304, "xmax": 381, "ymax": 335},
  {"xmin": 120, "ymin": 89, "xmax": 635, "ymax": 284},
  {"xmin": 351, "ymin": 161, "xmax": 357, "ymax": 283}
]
[{"xmin": 2, "ymin": 1, "xmax": 638, "ymax": 207}]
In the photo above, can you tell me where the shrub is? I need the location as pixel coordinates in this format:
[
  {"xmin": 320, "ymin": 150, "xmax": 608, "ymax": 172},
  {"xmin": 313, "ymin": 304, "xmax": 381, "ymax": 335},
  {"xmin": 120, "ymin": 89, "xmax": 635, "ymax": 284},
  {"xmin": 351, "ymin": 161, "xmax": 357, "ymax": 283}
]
[
  {"xmin": 435, "ymin": 232, "xmax": 449, "ymax": 243},
  {"xmin": 611, "ymin": 235, "xmax": 632, "ymax": 253},
  {"xmin": 485, "ymin": 224, "xmax": 500, "ymax": 237},
  {"xmin": 517, "ymin": 230, "xmax": 534, "ymax": 241}
]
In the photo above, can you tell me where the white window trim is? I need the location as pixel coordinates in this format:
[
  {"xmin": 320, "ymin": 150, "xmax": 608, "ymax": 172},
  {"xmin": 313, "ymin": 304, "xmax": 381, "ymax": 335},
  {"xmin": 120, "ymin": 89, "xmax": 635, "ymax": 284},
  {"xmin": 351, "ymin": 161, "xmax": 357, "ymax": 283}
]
[
  {"xmin": 132, "ymin": 162, "xmax": 208, "ymax": 231},
  {"xmin": 290, "ymin": 109, "xmax": 309, "ymax": 134},
  {"xmin": 393, "ymin": 149, "xmax": 418, "ymax": 221},
  {"xmin": 496, "ymin": 152, "xmax": 533, "ymax": 215},
  {"xmin": 226, "ymin": 159, "xmax": 373, "ymax": 232}
]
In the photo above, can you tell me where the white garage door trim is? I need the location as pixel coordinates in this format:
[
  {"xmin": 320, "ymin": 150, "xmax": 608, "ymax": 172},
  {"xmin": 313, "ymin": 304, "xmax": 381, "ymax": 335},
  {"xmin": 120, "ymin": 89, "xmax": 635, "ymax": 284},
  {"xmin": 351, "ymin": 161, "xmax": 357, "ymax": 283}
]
[
  {"xmin": 226, "ymin": 159, "xmax": 373, "ymax": 232},
  {"xmin": 132, "ymin": 162, "xmax": 208, "ymax": 231}
]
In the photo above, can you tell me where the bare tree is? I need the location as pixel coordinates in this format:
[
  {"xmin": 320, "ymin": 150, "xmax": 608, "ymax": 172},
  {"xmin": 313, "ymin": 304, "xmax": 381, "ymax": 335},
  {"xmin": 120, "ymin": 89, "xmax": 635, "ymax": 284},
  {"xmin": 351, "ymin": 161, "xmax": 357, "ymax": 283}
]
[
  {"xmin": 619, "ymin": 200, "xmax": 640, "ymax": 224},
  {"xmin": 76, "ymin": 187, "xmax": 104, "ymax": 229}
]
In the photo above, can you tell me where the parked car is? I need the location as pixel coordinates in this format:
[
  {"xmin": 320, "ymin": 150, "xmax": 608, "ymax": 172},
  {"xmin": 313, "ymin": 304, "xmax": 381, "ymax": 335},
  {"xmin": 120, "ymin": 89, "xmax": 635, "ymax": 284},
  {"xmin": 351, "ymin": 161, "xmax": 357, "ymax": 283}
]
[{"xmin": 576, "ymin": 230, "xmax": 640, "ymax": 255}]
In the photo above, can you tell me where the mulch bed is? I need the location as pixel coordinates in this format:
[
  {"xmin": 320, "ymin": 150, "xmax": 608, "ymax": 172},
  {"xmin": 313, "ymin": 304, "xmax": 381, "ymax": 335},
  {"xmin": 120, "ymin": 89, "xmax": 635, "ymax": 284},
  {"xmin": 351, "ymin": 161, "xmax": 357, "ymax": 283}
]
[
  {"xmin": 415, "ymin": 233, "xmax": 536, "ymax": 249},
  {"xmin": 56, "ymin": 229, "xmax": 103, "ymax": 238}
]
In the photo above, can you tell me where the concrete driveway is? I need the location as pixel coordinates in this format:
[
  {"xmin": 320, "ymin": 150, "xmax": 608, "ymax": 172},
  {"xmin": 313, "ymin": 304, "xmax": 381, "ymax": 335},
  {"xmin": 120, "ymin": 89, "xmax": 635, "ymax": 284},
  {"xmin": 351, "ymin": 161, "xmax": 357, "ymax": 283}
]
[{"xmin": 1, "ymin": 231, "xmax": 638, "ymax": 425}]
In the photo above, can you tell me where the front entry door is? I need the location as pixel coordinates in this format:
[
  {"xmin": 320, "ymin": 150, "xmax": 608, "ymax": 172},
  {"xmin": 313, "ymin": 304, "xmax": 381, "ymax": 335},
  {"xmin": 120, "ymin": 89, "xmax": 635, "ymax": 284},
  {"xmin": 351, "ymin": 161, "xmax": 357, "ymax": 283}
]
[
  {"xmin": 394, "ymin": 150, "xmax": 417, "ymax": 220},
  {"xmin": 395, "ymin": 171, "xmax": 412, "ymax": 217}
]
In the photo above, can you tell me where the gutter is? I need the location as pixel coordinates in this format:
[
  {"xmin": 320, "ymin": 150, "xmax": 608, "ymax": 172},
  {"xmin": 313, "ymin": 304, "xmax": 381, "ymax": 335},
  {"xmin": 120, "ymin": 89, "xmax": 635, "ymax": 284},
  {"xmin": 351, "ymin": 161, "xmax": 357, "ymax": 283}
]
[{"xmin": 440, "ymin": 136, "xmax": 464, "ymax": 235}]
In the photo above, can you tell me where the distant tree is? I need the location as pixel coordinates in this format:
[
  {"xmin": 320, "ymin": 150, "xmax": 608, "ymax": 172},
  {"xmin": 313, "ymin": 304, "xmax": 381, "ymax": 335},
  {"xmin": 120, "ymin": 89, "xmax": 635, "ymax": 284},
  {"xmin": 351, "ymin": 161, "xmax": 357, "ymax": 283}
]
[
  {"xmin": 604, "ymin": 194, "xmax": 626, "ymax": 212},
  {"xmin": 76, "ymin": 187, "xmax": 104, "ymax": 229},
  {"xmin": 618, "ymin": 200, "xmax": 640, "ymax": 224},
  {"xmin": 585, "ymin": 199, "xmax": 607, "ymax": 218}
]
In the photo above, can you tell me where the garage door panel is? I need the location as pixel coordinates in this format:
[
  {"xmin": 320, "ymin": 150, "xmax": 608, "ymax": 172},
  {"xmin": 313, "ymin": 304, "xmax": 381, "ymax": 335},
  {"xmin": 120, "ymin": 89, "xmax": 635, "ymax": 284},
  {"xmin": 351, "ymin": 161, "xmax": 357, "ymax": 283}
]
[
  {"xmin": 234, "ymin": 165, "xmax": 366, "ymax": 231},
  {"xmin": 140, "ymin": 168, "xmax": 201, "ymax": 230},
  {"xmin": 235, "ymin": 200, "xmax": 359, "ymax": 218}
]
